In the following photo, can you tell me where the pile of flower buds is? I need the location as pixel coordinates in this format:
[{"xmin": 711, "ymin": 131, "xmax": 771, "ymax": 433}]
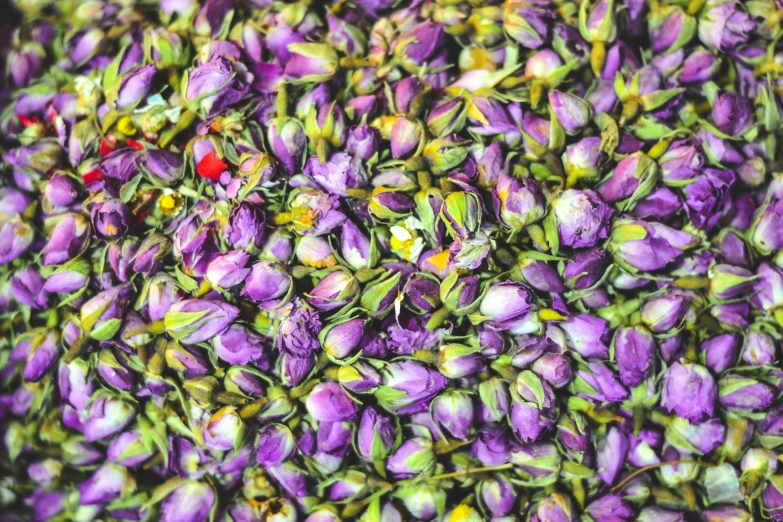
[{"xmin": 4, "ymin": 0, "xmax": 783, "ymax": 520}]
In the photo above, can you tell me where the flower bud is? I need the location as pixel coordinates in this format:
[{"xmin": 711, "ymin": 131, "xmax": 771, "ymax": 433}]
[
  {"xmin": 164, "ymin": 299, "xmax": 240, "ymax": 344},
  {"xmin": 386, "ymin": 433, "xmax": 434, "ymax": 478},
  {"xmin": 432, "ymin": 390, "xmax": 474, "ymax": 441},
  {"xmin": 285, "ymin": 43, "xmax": 339, "ymax": 84},
  {"xmin": 306, "ymin": 382, "xmax": 360, "ymax": 422},
  {"xmin": 241, "ymin": 262, "xmax": 293, "ymax": 311},
  {"xmin": 320, "ymin": 318, "xmax": 365, "ymax": 360},
  {"xmin": 356, "ymin": 406, "xmax": 396, "ymax": 462},
  {"xmin": 308, "ymin": 269, "xmax": 359, "ymax": 312},
  {"xmin": 661, "ymin": 361, "xmax": 717, "ymax": 422},
  {"xmin": 612, "ymin": 326, "xmax": 655, "ymax": 388}
]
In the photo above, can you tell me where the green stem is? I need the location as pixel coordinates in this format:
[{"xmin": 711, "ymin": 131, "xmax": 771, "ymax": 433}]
[
  {"xmin": 610, "ymin": 460, "xmax": 714, "ymax": 493},
  {"xmin": 429, "ymin": 463, "xmax": 514, "ymax": 481}
]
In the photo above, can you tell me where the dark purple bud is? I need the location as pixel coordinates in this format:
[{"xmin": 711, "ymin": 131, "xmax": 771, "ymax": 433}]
[
  {"xmin": 356, "ymin": 406, "xmax": 396, "ymax": 461},
  {"xmin": 613, "ymin": 326, "xmax": 655, "ymax": 388},
  {"xmin": 42, "ymin": 214, "xmax": 90, "ymax": 266},
  {"xmin": 164, "ymin": 299, "xmax": 240, "ymax": 344},
  {"xmin": 556, "ymin": 411, "xmax": 592, "ymax": 464},
  {"xmin": 241, "ymin": 261, "xmax": 293, "ymax": 311},
  {"xmin": 144, "ymin": 149, "xmax": 184, "ymax": 184},
  {"xmin": 184, "ymin": 57, "xmax": 249, "ymax": 118},
  {"xmin": 571, "ymin": 362, "xmax": 628, "ymax": 403},
  {"xmin": 12, "ymin": 266, "xmax": 47, "ymax": 309},
  {"xmin": 719, "ymin": 375, "xmax": 775, "ymax": 411},
  {"xmin": 345, "ymin": 125, "xmax": 380, "ymax": 161},
  {"xmin": 79, "ymin": 462, "xmax": 134, "ymax": 505},
  {"xmin": 661, "ymin": 361, "xmax": 717, "ymax": 422},
  {"xmin": 212, "ymin": 324, "xmax": 267, "ymax": 365},
  {"xmin": 377, "ymin": 360, "xmax": 448, "ymax": 415},
  {"xmin": 701, "ymin": 333, "xmax": 740, "ymax": 374},
  {"xmin": 394, "ymin": 20, "xmax": 447, "ymax": 71},
  {"xmin": 305, "ymin": 382, "xmax": 360, "ymax": 422},
  {"xmin": 563, "ymin": 248, "xmax": 609, "ymax": 289},
  {"xmin": 552, "ymin": 189, "xmax": 613, "ymax": 248},
  {"xmin": 277, "ymin": 302, "xmax": 321, "ymax": 357}
]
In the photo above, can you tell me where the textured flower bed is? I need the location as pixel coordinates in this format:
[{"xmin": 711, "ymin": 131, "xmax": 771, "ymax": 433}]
[{"xmin": 0, "ymin": 0, "xmax": 782, "ymax": 520}]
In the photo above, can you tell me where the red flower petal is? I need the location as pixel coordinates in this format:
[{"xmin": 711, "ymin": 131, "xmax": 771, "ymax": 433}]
[
  {"xmin": 197, "ymin": 151, "xmax": 229, "ymax": 181},
  {"xmin": 83, "ymin": 168, "xmax": 103, "ymax": 184},
  {"xmin": 126, "ymin": 138, "xmax": 145, "ymax": 150},
  {"xmin": 99, "ymin": 138, "xmax": 116, "ymax": 157}
]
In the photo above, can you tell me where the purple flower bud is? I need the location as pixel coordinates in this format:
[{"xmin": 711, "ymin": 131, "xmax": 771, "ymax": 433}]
[
  {"xmin": 83, "ymin": 395, "xmax": 135, "ymax": 442},
  {"xmin": 510, "ymin": 371, "xmax": 557, "ymax": 443},
  {"xmin": 108, "ymin": 65, "xmax": 155, "ymax": 111},
  {"xmin": 661, "ymin": 361, "xmax": 717, "ymax": 422},
  {"xmin": 563, "ymin": 248, "xmax": 609, "ymax": 290},
  {"xmin": 356, "ymin": 406, "xmax": 396, "ymax": 461},
  {"xmin": 223, "ymin": 202, "xmax": 266, "ymax": 250},
  {"xmin": 719, "ymin": 374, "xmax": 775, "ymax": 412},
  {"xmin": 504, "ymin": 0, "xmax": 552, "ymax": 49},
  {"xmin": 284, "ymin": 43, "xmax": 339, "ymax": 83},
  {"xmin": 79, "ymin": 462, "xmax": 135, "ymax": 505},
  {"xmin": 42, "ymin": 176, "xmax": 78, "ymax": 210},
  {"xmin": 130, "ymin": 233, "xmax": 171, "ymax": 276},
  {"xmin": 107, "ymin": 431, "xmax": 153, "ymax": 467},
  {"xmin": 28, "ymin": 459, "xmax": 63, "ymax": 488},
  {"xmin": 321, "ymin": 319, "xmax": 365, "ymax": 360},
  {"xmin": 267, "ymin": 119, "xmax": 306, "ymax": 176},
  {"xmin": 492, "ymin": 172, "xmax": 546, "ymax": 231},
  {"xmin": 144, "ymin": 149, "xmax": 184, "ymax": 184},
  {"xmin": 387, "ymin": 434, "xmax": 434, "ymax": 478},
  {"xmin": 304, "ymin": 152, "xmax": 368, "ymax": 197},
  {"xmin": 394, "ymin": 20, "xmax": 447, "ymax": 71},
  {"xmin": 97, "ymin": 349, "xmax": 135, "ymax": 390},
  {"xmin": 91, "ymin": 198, "xmax": 131, "ymax": 241},
  {"xmin": 307, "ymin": 269, "xmax": 359, "ymax": 312},
  {"xmin": 205, "ymin": 250, "xmax": 251, "ymax": 289},
  {"xmin": 164, "ymin": 299, "xmax": 240, "ymax": 344},
  {"xmin": 530, "ymin": 493, "xmax": 576, "ymax": 522},
  {"xmin": 20, "ymin": 329, "xmax": 58, "ymax": 382},
  {"xmin": 26, "ymin": 490, "xmax": 66, "ymax": 522},
  {"xmin": 609, "ymin": 218, "xmax": 696, "ymax": 272},
  {"xmin": 531, "ymin": 352, "xmax": 572, "ymax": 389},
  {"xmin": 700, "ymin": 333, "xmax": 740, "ymax": 374},
  {"xmin": 479, "ymin": 282, "xmax": 537, "ymax": 334},
  {"xmin": 677, "ymin": 50, "xmax": 717, "ymax": 87},
  {"xmin": 42, "ymin": 214, "xmax": 91, "ymax": 266},
  {"xmin": 552, "ymin": 189, "xmax": 613, "ymax": 248},
  {"xmin": 560, "ymin": 314, "xmax": 610, "ymax": 358},
  {"xmin": 698, "ymin": 1, "xmax": 754, "ymax": 51},
  {"xmin": 556, "ymin": 411, "xmax": 592, "ymax": 464},
  {"xmin": 241, "ymin": 261, "xmax": 293, "ymax": 311},
  {"xmin": 203, "ymin": 406, "xmax": 245, "ymax": 451},
  {"xmin": 478, "ymin": 474, "xmax": 516, "ymax": 517},
  {"xmin": 345, "ymin": 125, "xmax": 380, "ymax": 160},
  {"xmin": 641, "ymin": 295, "xmax": 688, "ymax": 333},
  {"xmin": 184, "ymin": 57, "xmax": 249, "ymax": 118},
  {"xmin": 596, "ymin": 426, "xmax": 629, "ymax": 486},
  {"xmin": 277, "ymin": 302, "xmax": 321, "ymax": 357},
  {"xmin": 711, "ymin": 90, "xmax": 754, "ymax": 138},
  {"xmin": 659, "ymin": 139, "xmax": 704, "ymax": 183},
  {"xmin": 12, "ymin": 266, "xmax": 47, "ymax": 309},
  {"xmin": 585, "ymin": 493, "xmax": 635, "ymax": 522},
  {"xmin": 160, "ymin": 480, "xmax": 215, "ymax": 522},
  {"xmin": 549, "ymin": 90, "xmax": 592, "ymax": 134},
  {"xmin": 378, "ymin": 360, "xmax": 448, "ymax": 415},
  {"xmin": 432, "ymin": 390, "xmax": 474, "ymax": 441},
  {"xmin": 306, "ymin": 382, "xmax": 360, "ymax": 422},
  {"xmin": 166, "ymin": 344, "xmax": 209, "ymax": 378},
  {"xmin": 596, "ymin": 152, "xmax": 657, "ymax": 204},
  {"xmin": 212, "ymin": 324, "xmax": 267, "ymax": 365},
  {"xmin": 743, "ymin": 329, "xmax": 776, "ymax": 366},
  {"xmin": 613, "ymin": 326, "xmax": 656, "ymax": 388},
  {"xmin": 571, "ymin": 361, "xmax": 628, "ymax": 403}
]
